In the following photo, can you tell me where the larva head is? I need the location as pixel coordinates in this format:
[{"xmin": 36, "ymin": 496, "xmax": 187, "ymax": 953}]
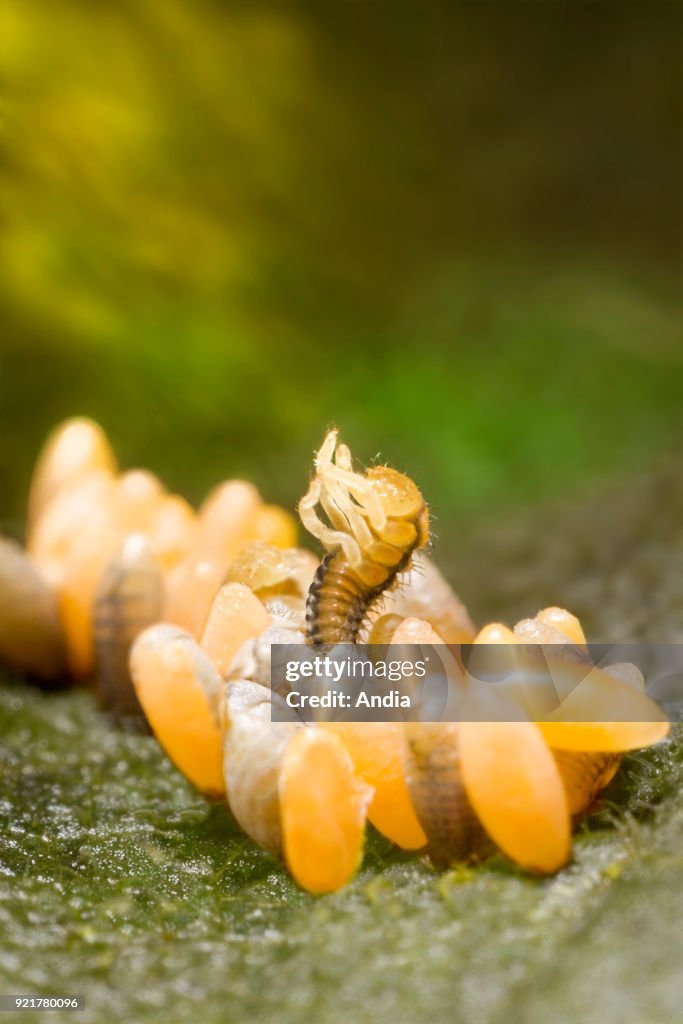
[
  {"xmin": 365, "ymin": 466, "xmax": 422, "ymax": 520},
  {"xmin": 365, "ymin": 466, "xmax": 430, "ymax": 548}
]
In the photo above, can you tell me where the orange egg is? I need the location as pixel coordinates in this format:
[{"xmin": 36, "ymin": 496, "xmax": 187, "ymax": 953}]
[
  {"xmin": 130, "ymin": 624, "xmax": 225, "ymax": 797},
  {"xmin": 114, "ymin": 469, "xmax": 165, "ymax": 533},
  {"xmin": 322, "ymin": 721, "xmax": 426, "ymax": 850},
  {"xmin": 164, "ymin": 556, "xmax": 229, "ymax": 638},
  {"xmin": 459, "ymin": 721, "xmax": 571, "ymax": 873},
  {"xmin": 148, "ymin": 494, "xmax": 197, "ymax": 571},
  {"xmin": 200, "ymin": 582, "xmax": 270, "ymax": 678},
  {"xmin": 248, "ymin": 504, "xmax": 298, "ymax": 549},
  {"xmin": 280, "ymin": 729, "xmax": 372, "ymax": 894},
  {"xmin": 197, "ymin": 480, "xmax": 262, "ymax": 563},
  {"xmin": 28, "ymin": 417, "xmax": 117, "ymax": 529}
]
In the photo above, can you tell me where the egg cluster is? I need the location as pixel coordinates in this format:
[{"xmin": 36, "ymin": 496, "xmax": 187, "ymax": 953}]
[{"xmin": 0, "ymin": 419, "xmax": 669, "ymax": 892}]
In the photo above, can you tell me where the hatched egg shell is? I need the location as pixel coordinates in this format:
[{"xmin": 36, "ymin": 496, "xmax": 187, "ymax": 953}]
[
  {"xmin": 378, "ymin": 552, "xmax": 475, "ymax": 644},
  {"xmin": 0, "ymin": 536, "xmax": 68, "ymax": 681},
  {"xmin": 511, "ymin": 617, "xmax": 593, "ymax": 708},
  {"xmin": 536, "ymin": 607, "xmax": 587, "ymax": 648},
  {"xmin": 228, "ymin": 614, "xmax": 306, "ymax": 689},
  {"xmin": 539, "ymin": 719, "xmax": 669, "ymax": 753},
  {"xmin": 538, "ymin": 662, "xmax": 669, "ymax": 752},
  {"xmin": 367, "ymin": 613, "xmax": 405, "ymax": 646},
  {"xmin": 474, "ymin": 623, "xmax": 517, "ymax": 644},
  {"xmin": 28, "ymin": 417, "xmax": 117, "ymax": 529},
  {"xmin": 390, "ymin": 616, "xmax": 444, "ymax": 645},
  {"xmin": 261, "ymin": 594, "xmax": 307, "ymax": 621},
  {"xmin": 93, "ymin": 534, "xmax": 165, "ymax": 722},
  {"xmin": 603, "ymin": 661, "xmax": 645, "ymax": 691},
  {"xmin": 513, "ymin": 617, "xmax": 590, "ymax": 657},
  {"xmin": 468, "ymin": 629, "xmax": 565, "ymax": 722},
  {"xmin": 222, "ymin": 681, "xmax": 302, "ymax": 857},
  {"xmin": 225, "ymin": 542, "xmax": 317, "ymax": 600}
]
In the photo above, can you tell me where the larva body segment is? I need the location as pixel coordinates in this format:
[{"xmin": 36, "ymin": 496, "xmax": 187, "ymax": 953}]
[
  {"xmin": 377, "ymin": 551, "xmax": 476, "ymax": 645},
  {"xmin": 306, "ymin": 551, "xmax": 388, "ymax": 645}
]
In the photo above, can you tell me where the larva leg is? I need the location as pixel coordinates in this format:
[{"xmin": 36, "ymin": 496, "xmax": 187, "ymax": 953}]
[
  {"xmin": 333, "ymin": 501, "xmax": 379, "ymax": 556},
  {"xmin": 298, "ymin": 480, "xmax": 330, "ymax": 543},
  {"xmin": 321, "ymin": 472, "xmax": 371, "ymax": 540},
  {"xmin": 320, "ymin": 492, "xmax": 352, "ymax": 533},
  {"xmin": 299, "ymin": 497, "xmax": 363, "ymax": 567},
  {"xmin": 298, "ymin": 476, "xmax": 321, "ymax": 513},
  {"xmin": 314, "ymin": 429, "xmax": 339, "ymax": 471},
  {"xmin": 321, "ymin": 484, "xmax": 376, "ymax": 553},
  {"xmin": 298, "ymin": 494, "xmax": 326, "ymax": 542},
  {"xmin": 328, "ymin": 530, "xmax": 363, "ymax": 567},
  {"xmin": 321, "ymin": 489, "xmax": 392, "ymax": 574},
  {"xmin": 297, "ymin": 499, "xmax": 325, "ymax": 544},
  {"xmin": 320, "ymin": 463, "xmax": 387, "ymax": 532},
  {"xmin": 334, "ymin": 443, "xmax": 354, "ymax": 472},
  {"xmin": 300, "ymin": 470, "xmax": 367, "ymax": 567}
]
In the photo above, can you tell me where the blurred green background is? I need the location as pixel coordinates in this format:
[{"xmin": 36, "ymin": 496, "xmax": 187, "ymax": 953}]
[{"xmin": 1, "ymin": 0, "xmax": 681, "ymax": 551}]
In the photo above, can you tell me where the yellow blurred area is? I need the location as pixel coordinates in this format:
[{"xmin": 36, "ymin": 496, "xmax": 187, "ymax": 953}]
[{"xmin": 0, "ymin": 0, "xmax": 313, "ymax": 337}]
